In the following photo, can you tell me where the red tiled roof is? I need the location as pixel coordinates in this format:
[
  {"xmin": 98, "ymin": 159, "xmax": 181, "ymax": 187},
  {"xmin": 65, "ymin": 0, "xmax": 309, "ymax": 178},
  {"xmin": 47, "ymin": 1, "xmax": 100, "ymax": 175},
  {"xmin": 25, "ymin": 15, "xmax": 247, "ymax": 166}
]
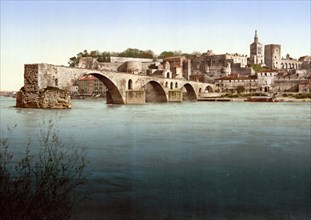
[
  {"xmin": 78, "ymin": 75, "xmax": 97, "ymax": 81},
  {"xmin": 258, "ymin": 69, "xmax": 277, "ymax": 73},
  {"xmin": 215, "ymin": 75, "xmax": 256, "ymax": 81}
]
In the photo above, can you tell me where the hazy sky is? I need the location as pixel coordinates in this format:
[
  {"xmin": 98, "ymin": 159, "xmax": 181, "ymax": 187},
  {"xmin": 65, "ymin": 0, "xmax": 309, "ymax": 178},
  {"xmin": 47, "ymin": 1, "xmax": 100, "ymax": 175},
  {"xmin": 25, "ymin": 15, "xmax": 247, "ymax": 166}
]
[{"xmin": 1, "ymin": 0, "xmax": 310, "ymax": 91}]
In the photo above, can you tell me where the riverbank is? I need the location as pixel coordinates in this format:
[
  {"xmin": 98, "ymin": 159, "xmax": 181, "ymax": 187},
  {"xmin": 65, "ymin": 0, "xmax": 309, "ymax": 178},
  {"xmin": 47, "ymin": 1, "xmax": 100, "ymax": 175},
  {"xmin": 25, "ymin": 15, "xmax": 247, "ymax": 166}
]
[
  {"xmin": 200, "ymin": 92, "xmax": 311, "ymax": 102},
  {"xmin": 1, "ymin": 93, "xmax": 311, "ymax": 104},
  {"xmin": 199, "ymin": 97, "xmax": 311, "ymax": 102}
]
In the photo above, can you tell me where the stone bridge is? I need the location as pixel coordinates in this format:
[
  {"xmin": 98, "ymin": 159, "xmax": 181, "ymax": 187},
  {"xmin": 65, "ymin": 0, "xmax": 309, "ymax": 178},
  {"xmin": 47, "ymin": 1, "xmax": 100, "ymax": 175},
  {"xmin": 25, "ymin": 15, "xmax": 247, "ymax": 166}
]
[{"xmin": 16, "ymin": 63, "xmax": 215, "ymax": 107}]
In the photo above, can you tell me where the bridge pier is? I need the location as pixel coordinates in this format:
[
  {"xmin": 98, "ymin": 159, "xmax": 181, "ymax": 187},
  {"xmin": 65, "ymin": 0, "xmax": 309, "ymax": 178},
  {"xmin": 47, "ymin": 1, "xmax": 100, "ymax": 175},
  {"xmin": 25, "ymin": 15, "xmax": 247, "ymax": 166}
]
[
  {"xmin": 106, "ymin": 91, "xmax": 113, "ymax": 104},
  {"xmin": 126, "ymin": 90, "xmax": 145, "ymax": 104},
  {"xmin": 168, "ymin": 90, "xmax": 182, "ymax": 102}
]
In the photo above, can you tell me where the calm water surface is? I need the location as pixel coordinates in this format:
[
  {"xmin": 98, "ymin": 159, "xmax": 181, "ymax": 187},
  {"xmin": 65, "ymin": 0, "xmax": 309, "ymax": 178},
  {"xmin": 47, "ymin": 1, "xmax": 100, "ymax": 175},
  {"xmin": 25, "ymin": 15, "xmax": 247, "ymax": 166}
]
[{"xmin": 1, "ymin": 97, "xmax": 310, "ymax": 219}]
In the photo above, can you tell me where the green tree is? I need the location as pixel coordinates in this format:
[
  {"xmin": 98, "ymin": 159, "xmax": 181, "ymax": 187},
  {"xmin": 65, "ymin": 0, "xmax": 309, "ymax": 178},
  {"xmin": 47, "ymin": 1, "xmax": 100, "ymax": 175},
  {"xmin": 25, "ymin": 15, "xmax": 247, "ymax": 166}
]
[
  {"xmin": 236, "ymin": 85, "xmax": 246, "ymax": 94},
  {"xmin": 82, "ymin": 49, "xmax": 88, "ymax": 57},
  {"xmin": 158, "ymin": 51, "xmax": 175, "ymax": 58},
  {"xmin": 173, "ymin": 50, "xmax": 182, "ymax": 56},
  {"xmin": 90, "ymin": 50, "xmax": 99, "ymax": 58},
  {"xmin": 68, "ymin": 51, "xmax": 87, "ymax": 67},
  {"xmin": 181, "ymin": 51, "xmax": 202, "ymax": 59},
  {"xmin": 68, "ymin": 56, "xmax": 79, "ymax": 67},
  {"xmin": 250, "ymin": 64, "xmax": 269, "ymax": 72},
  {"xmin": 142, "ymin": 49, "xmax": 155, "ymax": 59},
  {"xmin": 68, "ymin": 48, "xmax": 156, "ymax": 66},
  {"xmin": 97, "ymin": 52, "xmax": 111, "ymax": 62},
  {"xmin": 119, "ymin": 48, "xmax": 155, "ymax": 59}
]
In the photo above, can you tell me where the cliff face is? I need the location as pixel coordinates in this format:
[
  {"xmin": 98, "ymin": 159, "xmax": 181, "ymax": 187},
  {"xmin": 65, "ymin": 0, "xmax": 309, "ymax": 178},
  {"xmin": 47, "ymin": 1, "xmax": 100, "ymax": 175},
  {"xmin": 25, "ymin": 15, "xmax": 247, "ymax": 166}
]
[{"xmin": 16, "ymin": 87, "xmax": 71, "ymax": 109}]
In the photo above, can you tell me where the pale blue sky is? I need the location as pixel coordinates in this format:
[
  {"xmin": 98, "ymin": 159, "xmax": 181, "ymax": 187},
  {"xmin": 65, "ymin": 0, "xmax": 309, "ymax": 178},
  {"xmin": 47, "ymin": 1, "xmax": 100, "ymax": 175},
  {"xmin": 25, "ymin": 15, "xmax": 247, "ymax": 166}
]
[{"xmin": 1, "ymin": 0, "xmax": 310, "ymax": 90}]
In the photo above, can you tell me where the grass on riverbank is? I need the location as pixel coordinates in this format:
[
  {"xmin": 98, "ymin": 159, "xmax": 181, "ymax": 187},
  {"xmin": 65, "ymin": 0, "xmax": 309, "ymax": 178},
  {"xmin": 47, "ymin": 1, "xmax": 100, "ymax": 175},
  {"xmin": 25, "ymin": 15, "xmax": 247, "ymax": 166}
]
[{"xmin": 281, "ymin": 93, "xmax": 311, "ymax": 99}]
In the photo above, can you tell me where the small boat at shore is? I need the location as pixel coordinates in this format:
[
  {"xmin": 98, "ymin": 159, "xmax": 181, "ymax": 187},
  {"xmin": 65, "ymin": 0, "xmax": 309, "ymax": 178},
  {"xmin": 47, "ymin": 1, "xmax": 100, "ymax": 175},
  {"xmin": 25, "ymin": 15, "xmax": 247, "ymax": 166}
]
[
  {"xmin": 245, "ymin": 96, "xmax": 282, "ymax": 102},
  {"xmin": 198, "ymin": 98, "xmax": 231, "ymax": 102}
]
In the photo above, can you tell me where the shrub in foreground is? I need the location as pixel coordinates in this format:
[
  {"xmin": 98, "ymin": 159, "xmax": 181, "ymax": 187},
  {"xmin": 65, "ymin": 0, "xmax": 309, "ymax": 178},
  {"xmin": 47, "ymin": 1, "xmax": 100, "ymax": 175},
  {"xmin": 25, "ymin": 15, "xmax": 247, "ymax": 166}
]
[{"xmin": 0, "ymin": 120, "xmax": 87, "ymax": 220}]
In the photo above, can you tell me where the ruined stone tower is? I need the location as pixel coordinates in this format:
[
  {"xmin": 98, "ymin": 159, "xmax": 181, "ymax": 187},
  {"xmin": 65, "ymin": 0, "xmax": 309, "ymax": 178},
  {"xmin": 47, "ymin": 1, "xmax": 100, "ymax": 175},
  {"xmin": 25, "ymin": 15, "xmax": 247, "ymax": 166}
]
[
  {"xmin": 249, "ymin": 30, "xmax": 264, "ymax": 65},
  {"xmin": 264, "ymin": 44, "xmax": 281, "ymax": 70}
]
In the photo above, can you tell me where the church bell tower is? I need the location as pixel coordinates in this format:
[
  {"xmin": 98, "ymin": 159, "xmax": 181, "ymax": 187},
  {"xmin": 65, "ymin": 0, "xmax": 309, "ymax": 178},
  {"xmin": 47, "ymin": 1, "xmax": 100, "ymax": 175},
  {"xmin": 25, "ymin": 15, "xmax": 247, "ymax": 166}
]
[{"xmin": 250, "ymin": 30, "xmax": 264, "ymax": 65}]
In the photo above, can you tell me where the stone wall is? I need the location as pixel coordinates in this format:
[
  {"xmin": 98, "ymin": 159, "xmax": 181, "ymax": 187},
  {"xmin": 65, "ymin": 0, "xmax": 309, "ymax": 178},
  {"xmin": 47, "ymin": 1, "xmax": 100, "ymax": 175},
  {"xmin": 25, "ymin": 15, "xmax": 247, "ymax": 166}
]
[
  {"xmin": 37, "ymin": 64, "xmax": 87, "ymax": 90},
  {"xmin": 16, "ymin": 64, "xmax": 40, "ymax": 108},
  {"xmin": 23, "ymin": 64, "xmax": 39, "ymax": 92},
  {"xmin": 78, "ymin": 57, "xmax": 98, "ymax": 69},
  {"xmin": 274, "ymin": 79, "xmax": 300, "ymax": 92},
  {"xmin": 16, "ymin": 64, "xmax": 88, "ymax": 108},
  {"xmin": 97, "ymin": 62, "xmax": 121, "ymax": 72}
]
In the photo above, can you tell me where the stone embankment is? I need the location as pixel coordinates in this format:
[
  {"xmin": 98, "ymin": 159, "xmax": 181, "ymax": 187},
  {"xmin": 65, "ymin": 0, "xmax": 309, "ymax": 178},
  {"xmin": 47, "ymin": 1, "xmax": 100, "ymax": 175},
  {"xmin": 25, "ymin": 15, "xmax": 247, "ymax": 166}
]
[{"xmin": 16, "ymin": 87, "xmax": 71, "ymax": 109}]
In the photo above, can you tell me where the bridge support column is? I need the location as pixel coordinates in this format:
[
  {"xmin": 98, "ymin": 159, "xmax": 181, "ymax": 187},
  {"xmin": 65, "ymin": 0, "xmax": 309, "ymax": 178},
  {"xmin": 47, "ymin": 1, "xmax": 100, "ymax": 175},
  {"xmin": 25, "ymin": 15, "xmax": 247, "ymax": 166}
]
[
  {"xmin": 126, "ymin": 90, "xmax": 145, "ymax": 104},
  {"xmin": 106, "ymin": 91, "xmax": 113, "ymax": 104},
  {"xmin": 168, "ymin": 90, "xmax": 182, "ymax": 102}
]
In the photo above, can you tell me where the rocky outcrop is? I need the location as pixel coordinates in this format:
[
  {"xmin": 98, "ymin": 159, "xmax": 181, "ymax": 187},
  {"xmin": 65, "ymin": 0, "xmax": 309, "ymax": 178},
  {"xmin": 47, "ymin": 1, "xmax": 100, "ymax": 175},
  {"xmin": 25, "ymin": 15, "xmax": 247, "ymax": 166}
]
[
  {"xmin": 16, "ymin": 64, "xmax": 73, "ymax": 109},
  {"xmin": 16, "ymin": 87, "xmax": 71, "ymax": 109}
]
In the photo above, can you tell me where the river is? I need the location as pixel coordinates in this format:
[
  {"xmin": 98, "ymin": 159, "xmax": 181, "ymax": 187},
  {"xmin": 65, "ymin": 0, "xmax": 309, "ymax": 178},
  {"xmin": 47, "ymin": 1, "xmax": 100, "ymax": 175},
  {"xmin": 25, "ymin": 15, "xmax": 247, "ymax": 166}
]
[{"xmin": 1, "ymin": 96, "xmax": 310, "ymax": 219}]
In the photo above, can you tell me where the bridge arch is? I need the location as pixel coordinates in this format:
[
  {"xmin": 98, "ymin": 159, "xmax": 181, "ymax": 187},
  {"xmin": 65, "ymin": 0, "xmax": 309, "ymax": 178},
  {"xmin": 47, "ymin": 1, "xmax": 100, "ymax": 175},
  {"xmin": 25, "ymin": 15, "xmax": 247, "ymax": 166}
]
[
  {"xmin": 144, "ymin": 80, "xmax": 167, "ymax": 103},
  {"xmin": 182, "ymin": 83, "xmax": 197, "ymax": 101},
  {"xmin": 89, "ymin": 73, "xmax": 124, "ymax": 104}
]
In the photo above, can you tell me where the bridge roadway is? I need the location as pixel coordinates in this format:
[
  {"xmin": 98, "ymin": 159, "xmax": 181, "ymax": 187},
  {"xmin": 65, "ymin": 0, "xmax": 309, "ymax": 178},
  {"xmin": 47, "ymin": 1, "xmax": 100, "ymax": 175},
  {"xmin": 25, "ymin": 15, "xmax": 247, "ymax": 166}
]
[{"xmin": 26, "ymin": 63, "xmax": 215, "ymax": 105}]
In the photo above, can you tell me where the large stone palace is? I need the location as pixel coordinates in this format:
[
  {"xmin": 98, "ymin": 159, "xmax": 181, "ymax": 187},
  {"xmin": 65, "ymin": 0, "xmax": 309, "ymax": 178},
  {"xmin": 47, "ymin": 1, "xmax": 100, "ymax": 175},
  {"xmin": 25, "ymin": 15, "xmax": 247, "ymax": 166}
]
[
  {"xmin": 187, "ymin": 30, "xmax": 310, "ymax": 93},
  {"xmin": 74, "ymin": 30, "xmax": 310, "ymax": 96}
]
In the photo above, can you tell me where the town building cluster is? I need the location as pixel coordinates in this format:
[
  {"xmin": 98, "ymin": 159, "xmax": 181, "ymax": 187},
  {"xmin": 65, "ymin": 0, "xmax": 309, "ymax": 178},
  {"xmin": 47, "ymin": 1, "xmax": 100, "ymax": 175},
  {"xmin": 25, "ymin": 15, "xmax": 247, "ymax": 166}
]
[{"xmin": 73, "ymin": 31, "xmax": 310, "ymax": 96}]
